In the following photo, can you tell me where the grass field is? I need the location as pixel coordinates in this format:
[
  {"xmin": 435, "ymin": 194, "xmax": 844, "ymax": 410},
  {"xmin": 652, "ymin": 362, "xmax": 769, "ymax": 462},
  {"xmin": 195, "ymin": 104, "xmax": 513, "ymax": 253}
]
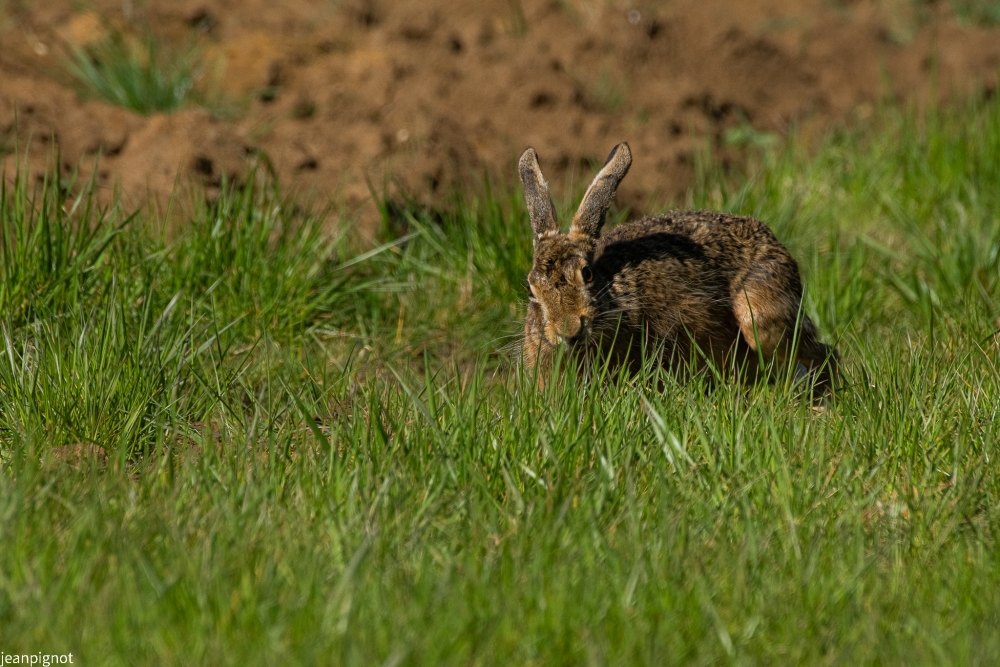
[{"xmin": 1, "ymin": 95, "xmax": 999, "ymax": 665}]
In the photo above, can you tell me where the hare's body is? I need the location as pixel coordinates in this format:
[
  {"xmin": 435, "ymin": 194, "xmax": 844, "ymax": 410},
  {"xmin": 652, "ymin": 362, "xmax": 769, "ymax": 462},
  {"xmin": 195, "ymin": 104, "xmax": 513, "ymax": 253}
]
[{"xmin": 520, "ymin": 143, "xmax": 837, "ymax": 391}]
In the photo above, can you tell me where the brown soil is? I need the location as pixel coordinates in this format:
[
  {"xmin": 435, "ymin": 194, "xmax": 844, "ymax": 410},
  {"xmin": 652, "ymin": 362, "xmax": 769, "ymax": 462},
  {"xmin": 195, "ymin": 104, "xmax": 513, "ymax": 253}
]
[{"xmin": 2, "ymin": 0, "xmax": 999, "ymax": 231}]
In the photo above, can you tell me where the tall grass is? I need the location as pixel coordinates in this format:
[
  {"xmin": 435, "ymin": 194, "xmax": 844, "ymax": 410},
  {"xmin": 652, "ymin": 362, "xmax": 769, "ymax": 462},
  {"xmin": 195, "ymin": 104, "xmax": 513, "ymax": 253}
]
[
  {"xmin": 1, "ymin": 96, "xmax": 999, "ymax": 664},
  {"xmin": 0, "ymin": 167, "xmax": 390, "ymax": 461},
  {"xmin": 66, "ymin": 30, "xmax": 202, "ymax": 114}
]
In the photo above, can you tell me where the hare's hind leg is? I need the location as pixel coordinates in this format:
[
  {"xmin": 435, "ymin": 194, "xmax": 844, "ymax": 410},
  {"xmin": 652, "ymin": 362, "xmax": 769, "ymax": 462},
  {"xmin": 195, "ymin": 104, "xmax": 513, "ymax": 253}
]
[{"xmin": 732, "ymin": 261, "xmax": 837, "ymax": 391}]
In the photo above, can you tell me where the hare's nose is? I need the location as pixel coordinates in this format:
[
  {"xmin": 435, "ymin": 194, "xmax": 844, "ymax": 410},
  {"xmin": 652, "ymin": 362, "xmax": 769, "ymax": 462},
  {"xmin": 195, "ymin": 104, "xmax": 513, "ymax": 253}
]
[{"xmin": 559, "ymin": 317, "xmax": 589, "ymax": 345}]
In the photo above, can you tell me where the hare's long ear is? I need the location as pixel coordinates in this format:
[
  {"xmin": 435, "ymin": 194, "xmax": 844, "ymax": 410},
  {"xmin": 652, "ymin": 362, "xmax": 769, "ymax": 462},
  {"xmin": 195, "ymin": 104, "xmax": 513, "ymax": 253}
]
[
  {"xmin": 569, "ymin": 142, "xmax": 631, "ymax": 240},
  {"xmin": 519, "ymin": 148, "xmax": 559, "ymax": 243}
]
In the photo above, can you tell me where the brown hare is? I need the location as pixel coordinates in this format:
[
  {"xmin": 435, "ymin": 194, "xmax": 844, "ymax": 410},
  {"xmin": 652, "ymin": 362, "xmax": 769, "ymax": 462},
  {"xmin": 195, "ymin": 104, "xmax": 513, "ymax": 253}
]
[{"xmin": 519, "ymin": 142, "xmax": 838, "ymax": 393}]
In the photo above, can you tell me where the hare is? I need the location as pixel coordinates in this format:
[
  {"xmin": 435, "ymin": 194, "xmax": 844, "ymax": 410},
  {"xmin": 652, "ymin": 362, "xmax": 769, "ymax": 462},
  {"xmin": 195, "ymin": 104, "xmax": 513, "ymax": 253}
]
[{"xmin": 519, "ymin": 142, "xmax": 838, "ymax": 392}]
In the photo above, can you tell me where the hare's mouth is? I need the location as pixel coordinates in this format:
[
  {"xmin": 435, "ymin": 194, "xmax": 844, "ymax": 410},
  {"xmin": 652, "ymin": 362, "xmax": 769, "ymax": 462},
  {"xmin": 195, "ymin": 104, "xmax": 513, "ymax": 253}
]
[
  {"xmin": 546, "ymin": 330, "xmax": 584, "ymax": 347},
  {"xmin": 554, "ymin": 316, "xmax": 592, "ymax": 347},
  {"xmin": 559, "ymin": 331, "xmax": 587, "ymax": 347}
]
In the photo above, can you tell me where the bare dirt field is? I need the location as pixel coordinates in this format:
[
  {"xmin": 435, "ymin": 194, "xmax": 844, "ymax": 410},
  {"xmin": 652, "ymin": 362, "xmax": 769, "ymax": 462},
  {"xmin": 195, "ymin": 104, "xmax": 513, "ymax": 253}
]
[{"xmin": 2, "ymin": 0, "xmax": 999, "ymax": 229}]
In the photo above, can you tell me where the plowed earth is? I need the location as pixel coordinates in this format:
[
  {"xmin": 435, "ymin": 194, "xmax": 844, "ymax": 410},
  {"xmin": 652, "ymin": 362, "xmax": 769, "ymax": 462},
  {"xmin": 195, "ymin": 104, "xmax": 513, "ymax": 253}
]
[{"xmin": 2, "ymin": 0, "xmax": 999, "ymax": 230}]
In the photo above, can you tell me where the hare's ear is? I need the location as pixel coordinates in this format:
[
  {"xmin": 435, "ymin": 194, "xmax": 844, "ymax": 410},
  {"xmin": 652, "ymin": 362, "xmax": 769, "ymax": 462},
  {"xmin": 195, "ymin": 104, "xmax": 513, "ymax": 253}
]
[
  {"xmin": 519, "ymin": 148, "xmax": 559, "ymax": 243},
  {"xmin": 569, "ymin": 142, "xmax": 631, "ymax": 240}
]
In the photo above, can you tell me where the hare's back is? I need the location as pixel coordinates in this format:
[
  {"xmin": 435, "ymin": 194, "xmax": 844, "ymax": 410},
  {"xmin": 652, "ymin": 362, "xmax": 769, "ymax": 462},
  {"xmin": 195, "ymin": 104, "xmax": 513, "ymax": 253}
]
[
  {"xmin": 595, "ymin": 210, "xmax": 778, "ymax": 275},
  {"xmin": 608, "ymin": 210, "xmax": 778, "ymax": 246}
]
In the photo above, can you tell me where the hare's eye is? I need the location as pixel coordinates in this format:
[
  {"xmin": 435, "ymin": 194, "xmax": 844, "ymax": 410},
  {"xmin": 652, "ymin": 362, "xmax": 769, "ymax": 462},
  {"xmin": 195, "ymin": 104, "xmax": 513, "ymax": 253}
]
[{"xmin": 581, "ymin": 265, "xmax": 593, "ymax": 284}]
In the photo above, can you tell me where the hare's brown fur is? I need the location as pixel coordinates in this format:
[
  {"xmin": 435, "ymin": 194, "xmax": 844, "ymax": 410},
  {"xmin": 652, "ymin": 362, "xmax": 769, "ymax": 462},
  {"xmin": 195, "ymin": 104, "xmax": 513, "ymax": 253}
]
[{"xmin": 520, "ymin": 143, "xmax": 838, "ymax": 392}]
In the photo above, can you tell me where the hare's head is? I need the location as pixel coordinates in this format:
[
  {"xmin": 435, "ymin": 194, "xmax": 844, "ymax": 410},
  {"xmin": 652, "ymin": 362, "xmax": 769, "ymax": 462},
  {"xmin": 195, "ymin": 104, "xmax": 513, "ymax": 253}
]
[{"xmin": 519, "ymin": 143, "xmax": 631, "ymax": 346}]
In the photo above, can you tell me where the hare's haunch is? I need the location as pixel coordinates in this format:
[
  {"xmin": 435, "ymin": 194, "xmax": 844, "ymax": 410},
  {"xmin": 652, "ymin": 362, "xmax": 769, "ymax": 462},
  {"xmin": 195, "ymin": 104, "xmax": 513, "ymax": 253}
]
[{"xmin": 520, "ymin": 142, "xmax": 838, "ymax": 392}]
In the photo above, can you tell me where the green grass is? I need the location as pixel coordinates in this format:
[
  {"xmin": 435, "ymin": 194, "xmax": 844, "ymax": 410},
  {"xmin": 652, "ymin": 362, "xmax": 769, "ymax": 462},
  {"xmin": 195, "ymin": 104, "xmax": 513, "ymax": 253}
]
[
  {"xmin": 1, "ymin": 95, "xmax": 999, "ymax": 664},
  {"xmin": 945, "ymin": 0, "xmax": 1000, "ymax": 26},
  {"xmin": 66, "ymin": 30, "xmax": 203, "ymax": 114}
]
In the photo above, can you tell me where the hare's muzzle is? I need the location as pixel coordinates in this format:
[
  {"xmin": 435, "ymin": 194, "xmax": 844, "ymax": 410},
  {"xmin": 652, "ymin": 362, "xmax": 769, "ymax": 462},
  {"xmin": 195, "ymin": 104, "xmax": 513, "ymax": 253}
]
[{"xmin": 553, "ymin": 315, "xmax": 590, "ymax": 346}]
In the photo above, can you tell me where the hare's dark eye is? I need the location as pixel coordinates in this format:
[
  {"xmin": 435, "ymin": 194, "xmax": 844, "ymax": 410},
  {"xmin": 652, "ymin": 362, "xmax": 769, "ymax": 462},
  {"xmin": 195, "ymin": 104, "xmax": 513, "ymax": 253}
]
[{"xmin": 581, "ymin": 265, "xmax": 593, "ymax": 284}]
